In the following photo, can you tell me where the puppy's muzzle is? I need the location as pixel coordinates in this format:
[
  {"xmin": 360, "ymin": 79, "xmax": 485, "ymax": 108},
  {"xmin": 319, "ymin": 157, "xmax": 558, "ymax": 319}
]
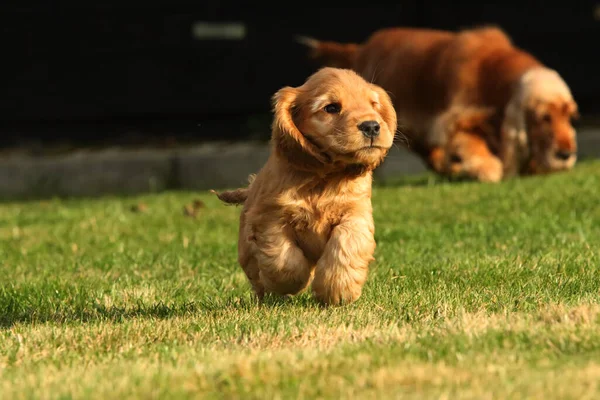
[{"xmin": 358, "ymin": 120, "xmax": 380, "ymax": 138}]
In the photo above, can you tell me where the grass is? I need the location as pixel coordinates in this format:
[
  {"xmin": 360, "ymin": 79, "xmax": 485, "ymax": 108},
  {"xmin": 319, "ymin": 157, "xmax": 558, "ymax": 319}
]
[{"xmin": 1, "ymin": 160, "xmax": 599, "ymax": 399}]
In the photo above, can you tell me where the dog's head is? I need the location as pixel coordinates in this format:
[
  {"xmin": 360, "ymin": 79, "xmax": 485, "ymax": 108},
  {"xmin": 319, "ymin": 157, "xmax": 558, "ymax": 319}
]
[
  {"xmin": 504, "ymin": 68, "xmax": 578, "ymax": 175},
  {"xmin": 433, "ymin": 107, "xmax": 503, "ymax": 182},
  {"xmin": 525, "ymin": 97, "xmax": 579, "ymax": 174},
  {"xmin": 271, "ymin": 67, "xmax": 397, "ymax": 173},
  {"xmin": 445, "ymin": 133, "xmax": 503, "ymax": 183}
]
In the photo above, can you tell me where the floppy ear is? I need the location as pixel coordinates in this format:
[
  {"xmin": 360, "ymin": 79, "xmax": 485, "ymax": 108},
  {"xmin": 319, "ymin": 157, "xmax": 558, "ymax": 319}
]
[
  {"xmin": 455, "ymin": 107, "xmax": 500, "ymax": 154},
  {"xmin": 271, "ymin": 86, "xmax": 328, "ymax": 165},
  {"xmin": 429, "ymin": 106, "xmax": 491, "ymax": 148},
  {"xmin": 567, "ymin": 101, "xmax": 580, "ymax": 120},
  {"xmin": 429, "ymin": 107, "xmax": 461, "ymax": 147},
  {"xmin": 371, "ymin": 85, "xmax": 398, "ymax": 136},
  {"xmin": 500, "ymin": 91, "xmax": 529, "ymax": 177},
  {"xmin": 454, "ymin": 107, "xmax": 495, "ymax": 133}
]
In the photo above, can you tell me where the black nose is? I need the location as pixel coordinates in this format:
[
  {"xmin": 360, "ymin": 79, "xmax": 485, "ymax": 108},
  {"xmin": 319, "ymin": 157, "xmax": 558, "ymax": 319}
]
[
  {"xmin": 555, "ymin": 150, "xmax": 574, "ymax": 161},
  {"xmin": 358, "ymin": 120, "xmax": 380, "ymax": 138}
]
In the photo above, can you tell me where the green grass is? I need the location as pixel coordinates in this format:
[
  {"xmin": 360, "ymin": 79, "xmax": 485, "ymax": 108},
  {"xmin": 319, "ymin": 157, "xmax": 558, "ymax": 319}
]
[{"xmin": 1, "ymin": 160, "xmax": 600, "ymax": 399}]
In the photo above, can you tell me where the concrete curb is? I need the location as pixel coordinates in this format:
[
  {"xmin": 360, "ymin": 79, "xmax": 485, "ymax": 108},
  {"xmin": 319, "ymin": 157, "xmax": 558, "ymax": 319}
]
[{"xmin": 0, "ymin": 129, "xmax": 598, "ymax": 200}]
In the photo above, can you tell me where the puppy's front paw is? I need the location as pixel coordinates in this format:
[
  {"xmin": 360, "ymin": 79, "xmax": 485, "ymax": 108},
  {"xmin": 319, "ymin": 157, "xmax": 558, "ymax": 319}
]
[{"xmin": 311, "ymin": 266, "xmax": 367, "ymax": 306}]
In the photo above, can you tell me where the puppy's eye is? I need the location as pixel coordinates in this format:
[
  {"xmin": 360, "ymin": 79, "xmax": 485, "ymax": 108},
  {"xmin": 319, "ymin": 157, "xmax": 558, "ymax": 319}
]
[
  {"xmin": 324, "ymin": 103, "xmax": 341, "ymax": 114},
  {"xmin": 450, "ymin": 154, "xmax": 463, "ymax": 164},
  {"xmin": 541, "ymin": 113, "xmax": 551, "ymax": 123}
]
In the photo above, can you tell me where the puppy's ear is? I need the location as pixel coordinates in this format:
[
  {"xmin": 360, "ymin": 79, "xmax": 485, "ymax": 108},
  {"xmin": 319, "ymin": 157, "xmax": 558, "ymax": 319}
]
[
  {"xmin": 271, "ymin": 86, "xmax": 328, "ymax": 165},
  {"xmin": 454, "ymin": 107, "xmax": 495, "ymax": 135},
  {"xmin": 567, "ymin": 101, "xmax": 580, "ymax": 120},
  {"xmin": 372, "ymin": 86, "xmax": 398, "ymax": 135}
]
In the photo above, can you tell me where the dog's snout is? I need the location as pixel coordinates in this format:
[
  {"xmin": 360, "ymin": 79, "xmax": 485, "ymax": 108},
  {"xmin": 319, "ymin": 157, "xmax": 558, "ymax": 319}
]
[
  {"xmin": 555, "ymin": 150, "xmax": 574, "ymax": 161},
  {"xmin": 358, "ymin": 120, "xmax": 380, "ymax": 138}
]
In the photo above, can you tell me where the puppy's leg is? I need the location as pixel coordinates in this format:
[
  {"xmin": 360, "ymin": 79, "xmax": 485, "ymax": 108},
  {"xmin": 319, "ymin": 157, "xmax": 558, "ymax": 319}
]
[
  {"xmin": 312, "ymin": 215, "xmax": 375, "ymax": 306},
  {"xmin": 241, "ymin": 257, "xmax": 265, "ymax": 300},
  {"xmin": 238, "ymin": 210, "xmax": 266, "ymax": 300},
  {"xmin": 427, "ymin": 146, "xmax": 446, "ymax": 174},
  {"xmin": 253, "ymin": 226, "xmax": 314, "ymax": 296}
]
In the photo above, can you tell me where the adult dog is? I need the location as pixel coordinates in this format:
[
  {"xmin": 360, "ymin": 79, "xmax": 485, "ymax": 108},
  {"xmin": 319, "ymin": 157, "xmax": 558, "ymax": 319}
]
[{"xmin": 298, "ymin": 26, "xmax": 578, "ymax": 179}]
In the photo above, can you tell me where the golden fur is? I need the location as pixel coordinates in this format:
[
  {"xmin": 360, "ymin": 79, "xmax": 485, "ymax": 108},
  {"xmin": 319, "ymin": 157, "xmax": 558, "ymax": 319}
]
[
  {"xmin": 299, "ymin": 26, "xmax": 579, "ymax": 180},
  {"xmin": 431, "ymin": 106, "xmax": 503, "ymax": 182},
  {"xmin": 214, "ymin": 68, "xmax": 397, "ymax": 306}
]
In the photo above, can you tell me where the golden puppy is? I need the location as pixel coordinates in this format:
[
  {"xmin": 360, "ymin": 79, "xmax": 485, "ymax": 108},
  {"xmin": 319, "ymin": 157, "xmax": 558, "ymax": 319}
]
[
  {"xmin": 214, "ymin": 68, "xmax": 397, "ymax": 306},
  {"xmin": 430, "ymin": 107, "xmax": 503, "ymax": 182},
  {"xmin": 298, "ymin": 26, "xmax": 579, "ymax": 179}
]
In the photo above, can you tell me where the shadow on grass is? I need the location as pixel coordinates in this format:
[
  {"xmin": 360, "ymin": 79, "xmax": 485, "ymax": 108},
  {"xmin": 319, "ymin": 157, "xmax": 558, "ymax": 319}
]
[
  {"xmin": 0, "ymin": 299, "xmax": 196, "ymax": 329},
  {"xmin": 0, "ymin": 285, "xmax": 322, "ymax": 329}
]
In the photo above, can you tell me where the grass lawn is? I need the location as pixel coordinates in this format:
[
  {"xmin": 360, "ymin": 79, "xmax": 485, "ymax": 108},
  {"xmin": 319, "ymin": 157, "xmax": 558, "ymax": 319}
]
[{"xmin": 1, "ymin": 160, "xmax": 599, "ymax": 399}]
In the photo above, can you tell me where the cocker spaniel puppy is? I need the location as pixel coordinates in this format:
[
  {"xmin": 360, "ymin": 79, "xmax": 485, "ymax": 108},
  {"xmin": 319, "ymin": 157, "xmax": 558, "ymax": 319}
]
[
  {"xmin": 429, "ymin": 106, "xmax": 503, "ymax": 182},
  {"xmin": 214, "ymin": 67, "xmax": 397, "ymax": 306},
  {"xmin": 299, "ymin": 26, "xmax": 578, "ymax": 180}
]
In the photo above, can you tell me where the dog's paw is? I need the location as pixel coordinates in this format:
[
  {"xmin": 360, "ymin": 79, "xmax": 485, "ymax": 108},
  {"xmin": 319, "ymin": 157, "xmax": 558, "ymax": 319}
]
[{"xmin": 311, "ymin": 271, "xmax": 364, "ymax": 306}]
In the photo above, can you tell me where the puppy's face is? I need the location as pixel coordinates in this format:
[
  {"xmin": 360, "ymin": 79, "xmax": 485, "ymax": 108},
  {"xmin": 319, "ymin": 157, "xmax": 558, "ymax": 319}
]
[
  {"xmin": 445, "ymin": 132, "xmax": 503, "ymax": 183},
  {"xmin": 272, "ymin": 68, "xmax": 397, "ymax": 171},
  {"xmin": 526, "ymin": 99, "xmax": 578, "ymax": 174},
  {"xmin": 442, "ymin": 108, "xmax": 503, "ymax": 183}
]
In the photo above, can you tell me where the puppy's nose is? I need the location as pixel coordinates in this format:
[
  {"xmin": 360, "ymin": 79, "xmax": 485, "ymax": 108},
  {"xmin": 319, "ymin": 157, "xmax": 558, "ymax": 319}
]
[
  {"xmin": 358, "ymin": 120, "xmax": 380, "ymax": 138},
  {"xmin": 555, "ymin": 150, "xmax": 574, "ymax": 161}
]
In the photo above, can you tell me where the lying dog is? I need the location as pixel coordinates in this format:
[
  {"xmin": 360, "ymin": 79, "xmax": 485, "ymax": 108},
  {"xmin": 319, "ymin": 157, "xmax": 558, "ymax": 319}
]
[
  {"xmin": 430, "ymin": 106, "xmax": 503, "ymax": 182},
  {"xmin": 298, "ymin": 26, "xmax": 578, "ymax": 180},
  {"xmin": 214, "ymin": 68, "xmax": 397, "ymax": 306}
]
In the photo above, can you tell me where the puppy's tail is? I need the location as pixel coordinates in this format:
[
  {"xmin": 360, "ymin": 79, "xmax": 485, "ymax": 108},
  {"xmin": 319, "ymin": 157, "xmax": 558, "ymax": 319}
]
[
  {"xmin": 295, "ymin": 35, "xmax": 360, "ymax": 69},
  {"xmin": 211, "ymin": 174, "xmax": 256, "ymax": 206},
  {"xmin": 211, "ymin": 188, "xmax": 248, "ymax": 205}
]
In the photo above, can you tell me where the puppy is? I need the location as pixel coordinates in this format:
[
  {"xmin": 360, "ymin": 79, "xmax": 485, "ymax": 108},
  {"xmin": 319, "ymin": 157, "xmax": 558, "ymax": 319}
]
[
  {"xmin": 430, "ymin": 107, "xmax": 503, "ymax": 182},
  {"xmin": 214, "ymin": 68, "xmax": 397, "ymax": 306},
  {"xmin": 299, "ymin": 26, "xmax": 579, "ymax": 180}
]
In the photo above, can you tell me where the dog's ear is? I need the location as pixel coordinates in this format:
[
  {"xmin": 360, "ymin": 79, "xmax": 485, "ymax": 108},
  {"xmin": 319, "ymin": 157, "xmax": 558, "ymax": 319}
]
[
  {"xmin": 566, "ymin": 100, "xmax": 580, "ymax": 120},
  {"xmin": 454, "ymin": 107, "xmax": 495, "ymax": 135},
  {"xmin": 371, "ymin": 86, "xmax": 398, "ymax": 136},
  {"xmin": 501, "ymin": 92, "xmax": 529, "ymax": 177},
  {"xmin": 271, "ymin": 86, "xmax": 328, "ymax": 166}
]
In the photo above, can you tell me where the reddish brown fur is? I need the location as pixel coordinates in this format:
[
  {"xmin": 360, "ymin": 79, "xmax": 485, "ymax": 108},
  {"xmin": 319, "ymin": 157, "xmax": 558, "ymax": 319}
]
[
  {"xmin": 215, "ymin": 68, "xmax": 397, "ymax": 306},
  {"xmin": 211, "ymin": 188, "xmax": 248, "ymax": 205},
  {"xmin": 300, "ymin": 26, "xmax": 578, "ymax": 180},
  {"xmin": 436, "ymin": 107, "xmax": 503, "ymax": 182}
]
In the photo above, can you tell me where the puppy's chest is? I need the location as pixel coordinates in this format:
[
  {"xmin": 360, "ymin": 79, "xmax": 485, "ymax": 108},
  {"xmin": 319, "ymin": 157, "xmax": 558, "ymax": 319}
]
[
  {"xmin": 282, "ymin": 199, "xmax": 347, "ymax": 260},
  {"xmin": 283, "ymin": 200, "xmax": 344, "ymax": 235}
]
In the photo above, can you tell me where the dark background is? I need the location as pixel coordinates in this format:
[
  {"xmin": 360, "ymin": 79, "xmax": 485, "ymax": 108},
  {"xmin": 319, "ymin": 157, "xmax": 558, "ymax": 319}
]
[{"xmin": 1, "ymin": 1, "xmax": 599, "ymax": 150}]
